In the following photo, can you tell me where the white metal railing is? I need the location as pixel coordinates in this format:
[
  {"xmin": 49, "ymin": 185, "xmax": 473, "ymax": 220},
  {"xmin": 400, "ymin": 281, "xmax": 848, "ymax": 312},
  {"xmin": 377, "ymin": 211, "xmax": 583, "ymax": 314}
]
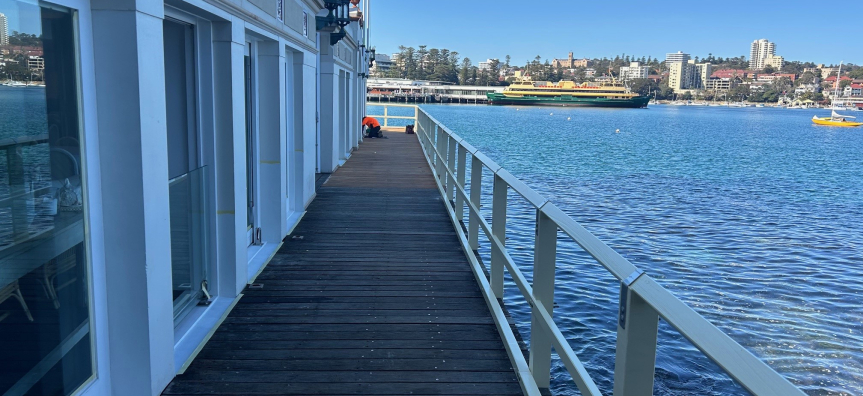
[
  {"xmin": 409, "ymin": 105, "xmax": 804, "ymax": 396},
  {"xmin": 366, "ymin": 103, "xmax": 418, "ymax": 127}
]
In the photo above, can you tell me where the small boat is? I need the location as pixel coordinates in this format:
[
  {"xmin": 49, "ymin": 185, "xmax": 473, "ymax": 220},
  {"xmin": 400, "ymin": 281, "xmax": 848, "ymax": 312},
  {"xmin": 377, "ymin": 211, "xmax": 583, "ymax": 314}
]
[
  {"xmin": 812, "ymin": 112, "xmax": 862, "ymax": 127},
  {"xmin": 813, "ymin": 62, "xmax": 861, "ymax": 127}
]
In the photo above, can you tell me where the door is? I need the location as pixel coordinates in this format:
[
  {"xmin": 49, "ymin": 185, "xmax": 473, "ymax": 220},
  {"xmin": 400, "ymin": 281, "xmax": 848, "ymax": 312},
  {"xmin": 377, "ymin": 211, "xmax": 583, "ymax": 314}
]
[
  {"xmin": 244, "ymin": 41, "xmax": 257, "ymax": 245},
  {"xmin": 164, "ymin": 17, "xmax": 209, "ymax": 324}
]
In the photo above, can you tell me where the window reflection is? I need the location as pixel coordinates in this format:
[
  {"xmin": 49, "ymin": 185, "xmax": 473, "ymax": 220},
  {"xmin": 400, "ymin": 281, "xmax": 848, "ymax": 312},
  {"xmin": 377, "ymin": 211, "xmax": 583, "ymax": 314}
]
[{"xmin": 0, "ymin": 2, "xmax": 93, "ymax": 395}]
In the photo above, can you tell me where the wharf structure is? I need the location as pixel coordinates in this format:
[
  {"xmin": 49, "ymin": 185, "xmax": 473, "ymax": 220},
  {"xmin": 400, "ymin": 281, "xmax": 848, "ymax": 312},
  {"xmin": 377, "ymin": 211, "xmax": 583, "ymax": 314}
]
[
  {"xmin": 368, "ymin": 78, "xmax": 504, "ymax": 103},
  {"xmin": 0, "ymin": 1, "xmax": 810, "ymax": 395},
  {"xmin": 0, "ymin": 0, "xmax": 369, "ymax": 395}
]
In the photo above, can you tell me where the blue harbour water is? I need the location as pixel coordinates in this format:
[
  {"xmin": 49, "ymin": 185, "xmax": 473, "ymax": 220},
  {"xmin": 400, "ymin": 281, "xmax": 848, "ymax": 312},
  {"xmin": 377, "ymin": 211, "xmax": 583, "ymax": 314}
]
[
  {"xmin": 0, "ymin": 86, "xmax": 51, "ymax": 249},
  {"xmin": 373, "ymin": 103, "xmax": 863, "ymax": 396}
]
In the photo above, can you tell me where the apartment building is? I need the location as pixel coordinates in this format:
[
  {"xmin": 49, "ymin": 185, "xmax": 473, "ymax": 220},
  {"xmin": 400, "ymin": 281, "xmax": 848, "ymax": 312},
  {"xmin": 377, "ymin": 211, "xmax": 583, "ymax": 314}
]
[
  {"xmin": 619, "ymin": 62, "xmax": 649, "ymax": 80},
  {"xmin": 750, "ymin": 39, "xmax": 776, "ymax": 69}
]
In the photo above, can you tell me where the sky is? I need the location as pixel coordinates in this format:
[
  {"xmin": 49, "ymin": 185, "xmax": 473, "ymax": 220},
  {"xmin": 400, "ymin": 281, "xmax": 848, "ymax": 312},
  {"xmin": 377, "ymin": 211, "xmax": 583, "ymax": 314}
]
[
  {"xmin": 0, "ymin": 1, "xmax": 43, "ymax": 36},
  {"xmin": 369, "ymin": 0, "xmax": 863, "ymax": 66}
]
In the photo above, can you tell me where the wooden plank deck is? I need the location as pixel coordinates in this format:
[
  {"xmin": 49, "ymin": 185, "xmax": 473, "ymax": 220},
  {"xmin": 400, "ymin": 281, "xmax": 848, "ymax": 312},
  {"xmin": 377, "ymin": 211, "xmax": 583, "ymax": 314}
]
[{"xmin": 163, "ymin": 129, "xmax": 523, "ymax": 395}]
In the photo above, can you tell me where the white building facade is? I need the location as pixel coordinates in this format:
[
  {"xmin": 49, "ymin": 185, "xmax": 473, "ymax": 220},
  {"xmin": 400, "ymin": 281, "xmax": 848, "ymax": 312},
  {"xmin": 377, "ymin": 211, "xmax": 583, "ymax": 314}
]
[
  {"xmin": 0, "ymin": 0, "xmax": 369, "ymax": 395},
  {"xmin": 749, "ymin": 39, "xmax": 776, "ymax": 69},
  {"xmin": 0, "ymin": 12, "xmax": 8, "ymax": 45},
  {"xmin": 478, "ymin": 58, "xmax": 498, "ymax": 70},
  {"xmin": 665, "ymin": 51, "xmax": 690, "ymax": 64},
  {"xmin": 619, "ymin": 62, "xmax": 649, "ymax": 80}
]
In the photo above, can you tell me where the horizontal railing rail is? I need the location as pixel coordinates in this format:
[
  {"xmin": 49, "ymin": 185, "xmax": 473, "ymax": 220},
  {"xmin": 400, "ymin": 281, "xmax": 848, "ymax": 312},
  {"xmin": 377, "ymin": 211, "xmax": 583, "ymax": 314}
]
[
  {"xmin": 410, "ymin": 105, "xmax": 804, "ymax": 396},
  {"xmin": 366, "ymin": 103, "xmax": 418, "ymax": 127}
]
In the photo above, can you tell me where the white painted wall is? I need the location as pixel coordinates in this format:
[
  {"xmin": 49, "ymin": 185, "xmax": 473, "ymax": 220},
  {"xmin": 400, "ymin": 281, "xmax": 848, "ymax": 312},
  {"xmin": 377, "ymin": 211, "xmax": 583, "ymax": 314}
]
[
  {"xmin": 90, "ymin": 1, "xmax": 176, "ymax": 394},
  {"xmin": 73, "ymin": 1, "xmax": 368, "ymax": 395}
]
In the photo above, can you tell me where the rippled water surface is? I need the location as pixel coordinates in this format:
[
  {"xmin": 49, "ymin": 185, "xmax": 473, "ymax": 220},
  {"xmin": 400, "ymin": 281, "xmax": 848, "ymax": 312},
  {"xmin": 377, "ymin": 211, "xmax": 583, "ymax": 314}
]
[{"xmin": 406, "ymin": 104, "xmax": 862, "ymax": 395}]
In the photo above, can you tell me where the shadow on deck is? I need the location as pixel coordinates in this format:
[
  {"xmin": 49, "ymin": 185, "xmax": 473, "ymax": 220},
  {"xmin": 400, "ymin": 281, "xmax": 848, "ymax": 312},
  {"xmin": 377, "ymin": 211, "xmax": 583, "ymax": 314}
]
[{"xmin": 162, "ymin": 128, "xmax": 523, "ymax": 395}]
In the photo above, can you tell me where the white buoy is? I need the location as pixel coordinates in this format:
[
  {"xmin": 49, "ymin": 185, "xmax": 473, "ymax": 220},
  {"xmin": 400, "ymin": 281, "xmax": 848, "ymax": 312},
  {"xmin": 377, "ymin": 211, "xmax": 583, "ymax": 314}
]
[
  {"xmin": 615, "ymin": 129, "xmax": 620, "ymax": 133},
  {"xmin": 550, "ymin": 113, "xmax": 554, "ymax": 116},
  {"xmin": 567, "ymin": 117, "xmax": 571, "ymax": 121}
]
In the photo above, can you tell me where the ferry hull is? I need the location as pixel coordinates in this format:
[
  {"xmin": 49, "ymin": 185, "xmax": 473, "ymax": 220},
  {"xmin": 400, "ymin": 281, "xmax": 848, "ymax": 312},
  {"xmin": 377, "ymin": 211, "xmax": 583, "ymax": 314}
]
[{"xmin": 487, "ymin": 93, "xmax": 650, "ymax": 108}]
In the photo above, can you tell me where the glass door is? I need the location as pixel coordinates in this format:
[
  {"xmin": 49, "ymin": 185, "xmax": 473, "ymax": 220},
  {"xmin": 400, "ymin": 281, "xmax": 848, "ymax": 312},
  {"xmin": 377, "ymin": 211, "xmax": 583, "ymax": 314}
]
[
  {"xmin": 0, "ymin": 2, "xmax": 95, "ymax": 394},
  {"xmin": 244, "ymin": 41, "xmax": 256, "ymax": 246},
  {"xmin": 164, "ymin": 17, "xmax": 208, "ymax": 325}
]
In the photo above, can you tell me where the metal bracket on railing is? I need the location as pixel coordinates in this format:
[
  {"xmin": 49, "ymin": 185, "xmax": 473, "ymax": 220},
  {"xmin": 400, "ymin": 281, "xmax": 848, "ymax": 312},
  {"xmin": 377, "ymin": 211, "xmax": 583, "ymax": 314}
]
[{"xmin": 618, "ymin": 269, "xmax": 644, "ymax": 330}]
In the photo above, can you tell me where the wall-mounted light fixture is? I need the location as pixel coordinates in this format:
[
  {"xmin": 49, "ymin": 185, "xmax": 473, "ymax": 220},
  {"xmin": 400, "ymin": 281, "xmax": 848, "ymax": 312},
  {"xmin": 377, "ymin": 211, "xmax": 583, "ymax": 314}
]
[{"xmin": 316, "ymin": 0, "xmax": 353, "ymax": 45}]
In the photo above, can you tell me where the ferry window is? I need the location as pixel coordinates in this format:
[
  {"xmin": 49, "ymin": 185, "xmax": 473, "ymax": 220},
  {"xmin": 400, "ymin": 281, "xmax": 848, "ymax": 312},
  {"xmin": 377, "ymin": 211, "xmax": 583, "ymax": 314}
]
[{"xmin": 0, "ymin": 2, "xmax": 94, "ymax": 395}]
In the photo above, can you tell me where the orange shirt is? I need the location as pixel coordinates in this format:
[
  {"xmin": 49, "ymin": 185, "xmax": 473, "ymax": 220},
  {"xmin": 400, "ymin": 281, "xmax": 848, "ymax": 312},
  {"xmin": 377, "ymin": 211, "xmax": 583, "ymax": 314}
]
[{"xmin": 362, "ymin": 117, "xmax": 380, "ymax": 128}]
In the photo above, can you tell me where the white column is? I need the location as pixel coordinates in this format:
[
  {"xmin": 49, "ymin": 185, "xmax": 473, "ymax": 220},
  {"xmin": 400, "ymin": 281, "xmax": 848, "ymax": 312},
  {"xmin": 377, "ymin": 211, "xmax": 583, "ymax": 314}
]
[
  {"xmin": 287, "ymin": 49, "xmax": 306, "ymax": 214},
  {"xmin": 91, "ymin": 0, "xmax": 174, "ymax": 394},
  {"xmin": 302, "ymin": 54, "xmax": 317, "ymax": 205},
  {"xmin": 257, "ymin": 40, "xmax": 288, "ymax": 240},
  {"xmin": 338, "ymin": 69, "xmax": 347, "ymax": 161},
  {"xmin": 212, "ymin": 19, "xmax": 247, "ymax": 296},
  {"xmin": 317, "ymin": 34, "xmax": 338, "ymax": 172}
]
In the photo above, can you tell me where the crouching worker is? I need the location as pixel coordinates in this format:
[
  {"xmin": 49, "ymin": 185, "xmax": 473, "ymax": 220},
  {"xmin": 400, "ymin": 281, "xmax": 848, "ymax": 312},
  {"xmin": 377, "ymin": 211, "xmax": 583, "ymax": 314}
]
[{"xmin": 362, "ymin": 115, "xmax": 382, "ymax": 138}]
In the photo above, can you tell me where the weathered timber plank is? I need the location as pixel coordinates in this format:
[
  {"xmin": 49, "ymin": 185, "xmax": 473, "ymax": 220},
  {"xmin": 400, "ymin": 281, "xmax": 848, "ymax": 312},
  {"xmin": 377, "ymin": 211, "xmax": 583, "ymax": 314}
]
[{"xmin": 164, "ymin": 131, "xmax": 520, "ymax": 396}]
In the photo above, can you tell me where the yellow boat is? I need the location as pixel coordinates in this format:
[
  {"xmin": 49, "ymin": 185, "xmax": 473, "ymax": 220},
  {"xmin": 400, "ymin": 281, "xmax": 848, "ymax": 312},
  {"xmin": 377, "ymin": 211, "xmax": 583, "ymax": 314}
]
[
  {"xmin": 812, "ymin": 62, "xmax": 862, "ymax": 126},
  {"xmin": 812, "ymin": 112, "xmax": 862, "ymax": 127}
]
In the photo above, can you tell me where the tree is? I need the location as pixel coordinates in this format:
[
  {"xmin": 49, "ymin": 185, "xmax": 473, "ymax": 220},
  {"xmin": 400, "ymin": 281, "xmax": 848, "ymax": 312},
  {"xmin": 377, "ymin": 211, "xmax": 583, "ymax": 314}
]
[
  {"xmin": 797, "ymin": 72, "xmax": 817, "ymax": 85},
  {"xmin": 630, "ymin": 78, "xmax": 660, "ymax": 97},
  {"xmin": 459, "ymin": 58, "xmax": 472, "ymax": 85},
  {"xmin": 505, "ymin": 55, "xmax": 511, "ymax": 68},
  {"xmin": 731, "ymin": 84, "xmax": 750, "ymax": 101},
  {"xmin": 8, "ymin": 32, "xmax": 41, "ymax": 47},
  {"xmin": 762, "ymin": 64, "xmax": 776, "ymax": 74}
]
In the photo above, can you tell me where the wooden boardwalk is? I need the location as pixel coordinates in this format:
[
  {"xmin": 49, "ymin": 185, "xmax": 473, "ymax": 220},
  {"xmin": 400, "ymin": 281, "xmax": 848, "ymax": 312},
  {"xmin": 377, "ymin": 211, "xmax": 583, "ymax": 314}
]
[{"xmin": 163, "ymin": 129, "xmax": 523, "ymax": 395}]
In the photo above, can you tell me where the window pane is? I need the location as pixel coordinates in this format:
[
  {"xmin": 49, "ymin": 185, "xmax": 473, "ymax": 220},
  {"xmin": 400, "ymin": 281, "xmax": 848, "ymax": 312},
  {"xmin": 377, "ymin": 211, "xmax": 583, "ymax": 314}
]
[{"xmin": 0, "ymin": 2, "xmax": 93, "ymax": 395}]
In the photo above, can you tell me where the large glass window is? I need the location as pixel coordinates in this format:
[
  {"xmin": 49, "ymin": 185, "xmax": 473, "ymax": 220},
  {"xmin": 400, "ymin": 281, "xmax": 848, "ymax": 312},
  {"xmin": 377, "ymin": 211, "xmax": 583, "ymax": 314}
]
[
  {"xmin": 0, "ymin": 2, "xmax": 93, "ymax": 394},
  {"xmin": 164, "ymin": 16, "xmax": 209, "ymax": 325}
]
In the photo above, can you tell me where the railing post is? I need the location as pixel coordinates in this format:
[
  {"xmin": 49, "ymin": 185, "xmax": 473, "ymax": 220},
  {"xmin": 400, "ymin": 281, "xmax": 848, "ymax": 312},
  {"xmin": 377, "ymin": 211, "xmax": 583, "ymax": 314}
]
[
  {"xmin": 455, "ymin": 145, "xmax": 467, "ymax": 222},
  {"xmin": 530, "ymin": 209, "xmax": 557, "ymax": 389},
  {"xmin": 426, "ymin": 118, "xmax": 434, "ymax": 159},
  {"xmin": 613, "ymin": 278, "xmax": 659, "ymax": 396},
  {"xmin": 435, "ymin": 126, "xmax": 446, "ymax": 182},
  {"xmin": 468, "ymin": 156, "xmax": 482, "ymax": 250},
  {"xmin": 414, "ymin": 105, "xmax": 419, "ymax": 124},
  {"xmin": 490, "ymin": 174, "xmax": 506, "ymax": 298},
  {"xmin": 383, "ymin": 105, "xmax": 388, "ymax": 127},
  {"xmin": 446, "ymin": 136, "xmax": 457, "ymax": 202}
]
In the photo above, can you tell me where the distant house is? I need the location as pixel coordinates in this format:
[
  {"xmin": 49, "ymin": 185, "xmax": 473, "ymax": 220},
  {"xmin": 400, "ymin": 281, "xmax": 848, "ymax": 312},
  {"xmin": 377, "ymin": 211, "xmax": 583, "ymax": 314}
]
[
  {"xmin": 755, "ymin": 73, "xmax": 797, "ymax": 83},
  {"xmin": 844, "ymin": 84, "xmax": 862, "ymax": 97},
  {"xmin": 824, "ymin": 75, "xmax": 852, "ymax": 84},
  {"xmin": 711, "ymin": 69, "xmax": 751, "ymax": 79},
  {"xmin": 794, "ymin": 83, "xmax": 821, "ymax": 94}
]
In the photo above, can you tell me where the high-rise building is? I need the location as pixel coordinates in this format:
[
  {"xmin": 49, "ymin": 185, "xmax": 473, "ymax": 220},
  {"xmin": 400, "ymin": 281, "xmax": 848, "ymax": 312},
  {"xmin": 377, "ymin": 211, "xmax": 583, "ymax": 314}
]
[
  {"xmin": 669, "ymin": 59, "xmax": 712, "ymax": 91},
  {"xmin": 693, "ymin": 62, "xmax": 712, "ymax": 89},
  {"xmin": 0, "ymin": 13, "xmax": 8, "ymax": 46},
  {"xmin": 666, "ymin": 51, "xmax": 690, "ymax": 64},
  {"xmin": 749, "ymin": 39, "xmax": 776, "ymax": 70},
  {"xmin": 668, "ymin": 61, "xmax": 692, "ymax": 91},
  {"xmin": 619, "ymin": 62, "xmax": 649, "ymax": 80}
]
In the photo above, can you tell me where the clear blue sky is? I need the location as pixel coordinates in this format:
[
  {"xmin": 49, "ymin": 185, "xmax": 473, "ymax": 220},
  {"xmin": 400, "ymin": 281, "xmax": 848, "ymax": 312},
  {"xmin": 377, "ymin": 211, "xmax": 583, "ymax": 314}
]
[{"xmin": 369, "ymin": 0, "xmax": 863, "ymax": 66}]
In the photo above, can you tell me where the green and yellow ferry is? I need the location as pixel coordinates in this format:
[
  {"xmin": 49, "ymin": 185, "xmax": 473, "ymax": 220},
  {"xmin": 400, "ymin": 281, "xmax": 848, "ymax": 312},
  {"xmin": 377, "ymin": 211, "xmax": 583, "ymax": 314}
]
[{"xmin": 487, "ymin": 78, "xmax": 650, "ymax": 108}]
